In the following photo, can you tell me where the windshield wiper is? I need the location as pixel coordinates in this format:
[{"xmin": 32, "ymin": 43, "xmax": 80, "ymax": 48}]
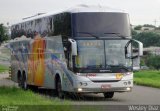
[
  {"xmin": 104, "ymin": 32, "xmax": 127, "ymax": 39},
  {"xmin": 108, "ymin": 65, "xmax": 132, "ymax": 71},
  {"xmin": 87, "ymin": 65, "xmax": 105, "ymax": 69},
  {"xmin": 77, "ymin": 32, "xmax": 100, "ymax": 39}
]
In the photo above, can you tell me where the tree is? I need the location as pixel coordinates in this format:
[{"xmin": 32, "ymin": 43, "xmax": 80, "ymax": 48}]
[
  {"xmin": 146, "ymin": 55, "xmax": 160, "ymax": 70},
  {"xmin": 156, "ymin": 26, "xmax": 160, "ymax": 30},
  {"xmin": 143, "ymin": 24, "xmax": 156, "ymax": 28},
  {"xmin": 132, "ymin": 32, "xmax": 160, "ymax": 47},
  {"xmin": 0, "ymin": 24, "xmax": 8, "ymax": 44},
  {"xmin": 134, "ymin": 25, "xmax": 142, "ymax": 30},
  {"xmin": 131, "ymin": 29, "xmax": 138, "ymax": 38}
]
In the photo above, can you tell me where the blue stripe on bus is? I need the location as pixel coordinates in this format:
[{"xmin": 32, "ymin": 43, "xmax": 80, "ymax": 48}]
[{"xmin": 51, "ymin": 54, "xmax": 74, "ymax": 86}]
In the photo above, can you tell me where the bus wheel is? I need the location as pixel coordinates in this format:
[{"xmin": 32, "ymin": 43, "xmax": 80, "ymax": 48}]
[
  {"xmin": 103, "ymin": 92, "xmax": 114, "ymax": 98},
  {"xmin": 57, "ymin": 78, "xmax": 64, "ymax": 99},
  {"xmin": 18, "ymin": 75, "xmax": 23, "ymax": 88},
  {"xmin": 21, "ymin": 75, "xmax": 28, "ymax": 90},
  {"xmin": 22, "ymin": 77, "xmax": 27, "ymax": 90}
]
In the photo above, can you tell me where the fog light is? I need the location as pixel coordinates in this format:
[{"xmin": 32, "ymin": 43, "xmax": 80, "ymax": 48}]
[
  {"xmin": 79, "ymin": 82, "xmax": 83, "ymax": 86},
  {"xmin": 78, "ymin": 88, "xmax": 83, "ymax": 92},
  {"xmin": 79, "ymin": 82, "xmax": 88, "ymax": 86},
  {"xmin": 84, "ymin": 83, "xmax": 88, "ymax": 86},
  {"xmin": 128, "ymin": 81, "xmax": 131, "ymax": 85},
  {"xmin": 126, "ymin": 87, "xmax": 131, "ymax": 91},
  {"xmin": 124, "ymin": 82, "xmax": 127, "ymax": 85}
]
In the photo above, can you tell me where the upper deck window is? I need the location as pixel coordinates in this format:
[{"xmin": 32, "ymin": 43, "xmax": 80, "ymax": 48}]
[{"xmin": 71, "ymin": 12, "xmax": 131, "ymax": 38}]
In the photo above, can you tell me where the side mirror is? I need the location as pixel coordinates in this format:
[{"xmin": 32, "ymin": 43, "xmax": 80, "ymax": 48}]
[
  {"xmin": 68, "ymin": 39, "xmax": 77, "ymax": 56},
  {"xmin": 125, "ymin": 39, "xmax": 143, "ymax": 59},
  {"xmin": 125, "ymin": 40, "xmax": 132, "ymax": 58},
  {"xmin": 132, "ymin": 39, "xmax": 143, "ymax": 56}
]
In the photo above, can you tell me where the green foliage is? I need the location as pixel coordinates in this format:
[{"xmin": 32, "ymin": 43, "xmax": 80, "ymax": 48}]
[
  {"xmin": 0, "ymin": 24, "xmax": 8, "ymax": 44},
  {"xmin": 134, "ymin": 25, "xmax": 142, "ymax": 30},
  {"xmin": 145, "ymin": 55, "xmax": 160, "ymax": 70},
  {"xmin": 133, "ymin": 32, "xmax": 160, "ymax": 47},
  {"xmin": 134, "ymin": 24, "xmax": 155, "ymax": 30},
  {"xmin": 0, "ymin": 86, "xmax": 70, "ymax": 105},
  {"xmin": 140, "ymin": 59, "xmax": 145, "ymax": 66},
  {"xmin": 131, "ymin": 29, "xmax": 138, "ymax": 38},
  {"xmin": 134, "ymin": 70, "xmax": 160, "ymax": 88},
  {"xmin": 156, "ymin": 26, "xmax": 160, "ymax": 30},
  {"xmin": 0, "ymin": 64, "xmax": 9, "ymax": 73},
  {"xmin": 143, "ymin": 24, "xmax": 156, "ymax": 28},
  {"xmin": 132, "ymin": 30, "xmax": 160, "ymax": 70}
]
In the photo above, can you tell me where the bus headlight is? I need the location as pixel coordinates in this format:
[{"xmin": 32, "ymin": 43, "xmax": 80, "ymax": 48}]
[
  {"xmin": 79, "ymin": 82, "xmax": 88, "ymax": 86},
  {"xmin": 125, "ymin": 72, "xmax": 132, "ymax": 75},
  {"xmin": 78, "ymin": 88, "xmax": 83, "ymax": 92},
  {"xmin": 76, "ymin": 73, "xmax": 81, "ymax": 76}
]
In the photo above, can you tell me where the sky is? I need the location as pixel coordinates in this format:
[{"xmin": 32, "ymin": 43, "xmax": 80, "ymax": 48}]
[{"xmin": 0, "ymin": 0, "xmax": 160, "ymax": 26}]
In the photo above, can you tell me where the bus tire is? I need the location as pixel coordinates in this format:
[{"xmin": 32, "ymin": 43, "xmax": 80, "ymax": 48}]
[
  {"xmin": 22, "ymin": 77, "xmax": 27, "ymax": 90},
  {"xmin": 21, "ymin": 72, "xmax": 28, "ymax": 90},
  {"xmin": 17, "ymin": 71, "xmax": 22, "ymax": 87},
  {"xmin": 56, "ymin": 77, "xmax": 64, "ymax": 99},
  {"xmin": 103, "ymin": 92, "xmax": 114, "ymax": 98}
]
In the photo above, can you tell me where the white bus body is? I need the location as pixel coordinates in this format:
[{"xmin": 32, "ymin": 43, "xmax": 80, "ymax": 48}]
[{"xmin": 10, "ymin": 5, "xmax": 143, "ymax": 98}]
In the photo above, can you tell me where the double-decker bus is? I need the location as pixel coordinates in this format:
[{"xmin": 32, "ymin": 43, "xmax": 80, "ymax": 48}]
[{"xmin": 10, "ymin": 5, "xmax": 143, "ymax": 98}]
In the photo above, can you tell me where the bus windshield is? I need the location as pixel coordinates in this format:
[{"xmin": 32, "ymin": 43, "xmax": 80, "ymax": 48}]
[
  {"xmin": 75, "ymin": 39, "xmax": 132, "ymax": 69},
  {"xmin": 76, "ymin": 40, "xmax": 105, "ymax": 68}
]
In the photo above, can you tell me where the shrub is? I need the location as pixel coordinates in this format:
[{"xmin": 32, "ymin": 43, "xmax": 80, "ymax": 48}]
[{"xmin": 146, "ymin": 55, "xmax": 160, "ymax": 70}]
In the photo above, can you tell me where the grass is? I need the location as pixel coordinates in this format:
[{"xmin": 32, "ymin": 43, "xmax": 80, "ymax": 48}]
[
  {"xmin": 0, "ymin": 86, "xmax": 69, "ymax": 105},
  {"xmin": 0, "ymin": 47, "xmax": 10, "ymax": 61},
  {"xmin": 0, "ymin": 87, "xmax": 73, "ymax": 111},
  {"xmin": 0, "ymin": 64, "xmax": 9, "ymax": 73},
  {"xmin": 134, "ymin": 70, "xmax": 160, "ymax": 88},
  {"xmin": 0, "ymin": 87, "xmax": 100, "ymax": 111}
]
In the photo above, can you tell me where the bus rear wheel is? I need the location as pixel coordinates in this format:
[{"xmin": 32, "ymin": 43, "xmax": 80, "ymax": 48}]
[
  {"xmin": 18, "ymin": 75, "xmax": 23, "ymax": 88},
  {"xmin": 103, "ymin": 92, "xmax": 114, "ymax": 98},
  {"xmin": 18, "ymin": 75, "xmax": 27, "ymax": 90},
  {"xmin": 22, "ymin": 76, "xmax": 28, "ymax": 90}
]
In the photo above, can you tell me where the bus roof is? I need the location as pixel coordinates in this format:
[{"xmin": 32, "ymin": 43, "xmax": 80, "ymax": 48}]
[
  {"xmin": 67, "ymin": 5, "xmax": 125, "ymax": 13},
  {"xmin": 12, "ymin": 5, "xmax": 125, "ymax": 25},
  {"xmin": 9, "ymin": 36, "xmax": 31, "ymax": 43}
]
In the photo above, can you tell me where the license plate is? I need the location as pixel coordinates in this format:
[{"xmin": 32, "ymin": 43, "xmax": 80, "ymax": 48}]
[{"xmin": 101, "ymin": 84, "xmax": 111, "ymax": 89}]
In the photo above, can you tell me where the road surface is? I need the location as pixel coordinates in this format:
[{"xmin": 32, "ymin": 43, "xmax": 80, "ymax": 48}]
[
  {"xmin": 0, "ymin": 74, "xmax": 160, "ymax": 105},
  {"xmin": 68, "ymin": 85, "xmax": 160, "ymax": 105}
]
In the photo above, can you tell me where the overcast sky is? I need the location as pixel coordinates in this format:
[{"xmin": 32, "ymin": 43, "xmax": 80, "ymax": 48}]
[{"xmin": 0, "ymin": 0, "xmax": 160, "ymax": 26}]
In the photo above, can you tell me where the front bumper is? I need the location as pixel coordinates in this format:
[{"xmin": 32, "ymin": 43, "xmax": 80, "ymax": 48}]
[
  {"xmin": 73, "ymin": 80, "xmax": 133, "ymax": 93},
  {"xmin": 74, "ymin": 87, "xmax": 132, "ymax": 93}
]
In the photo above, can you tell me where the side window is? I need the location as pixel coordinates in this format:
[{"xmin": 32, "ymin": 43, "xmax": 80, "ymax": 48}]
[
  {"xmin": 12, "ymin": 41, "xmax": 19, "ymax": 54},
  {"xmin": 46, "ymin": 36, "xmax": 65, "ymax": 63},
  {"xmin": 20, "ymin": 40, "xmax": 30, "ymax": 53}
]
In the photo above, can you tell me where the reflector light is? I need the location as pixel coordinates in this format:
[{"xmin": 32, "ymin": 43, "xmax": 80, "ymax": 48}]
[{"xmin": 116, "ymin": 73, "xmax": 123, "ymax": 80}]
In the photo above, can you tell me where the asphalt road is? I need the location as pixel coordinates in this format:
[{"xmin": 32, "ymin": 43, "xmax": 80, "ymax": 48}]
[
  {"xmin": 0, "ymin": 74, "xmax": 160, "ymax": 105},
  {"xmin": 68, "ymin": 85, "xmax": 160, "ymax": 105}
]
